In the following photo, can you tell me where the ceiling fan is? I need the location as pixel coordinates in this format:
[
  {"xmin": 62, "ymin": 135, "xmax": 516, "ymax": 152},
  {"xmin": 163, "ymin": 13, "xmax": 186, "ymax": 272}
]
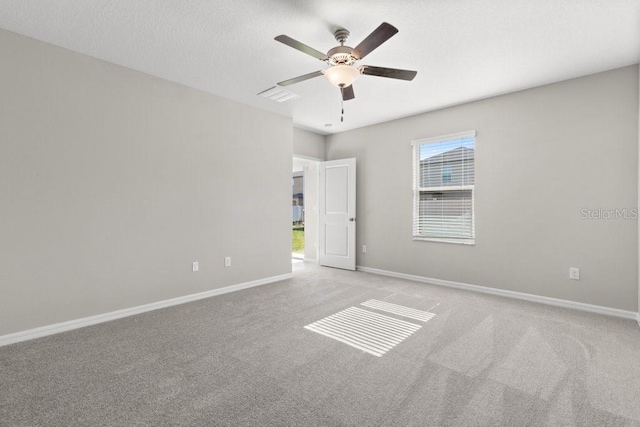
[{"xmin": 275, "ymin": 22, "xmax": 417, "ymax": 101}]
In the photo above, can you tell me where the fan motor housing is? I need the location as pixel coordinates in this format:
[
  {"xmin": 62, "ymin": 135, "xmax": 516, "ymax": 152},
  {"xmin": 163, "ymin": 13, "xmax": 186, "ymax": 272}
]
[{"xmin": 327, "ymin": 45, "xmax": 358, "ymax": 66}]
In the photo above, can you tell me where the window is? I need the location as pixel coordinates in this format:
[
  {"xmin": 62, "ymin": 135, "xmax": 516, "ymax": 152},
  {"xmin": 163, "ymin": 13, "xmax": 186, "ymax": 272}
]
[
  {"xmin": 442, "ymin": 165, "xmax": 452, "ymax": 183},
  {"xmin": 412, "ymin": 131, "xmax": 475, "ymax": 244}
]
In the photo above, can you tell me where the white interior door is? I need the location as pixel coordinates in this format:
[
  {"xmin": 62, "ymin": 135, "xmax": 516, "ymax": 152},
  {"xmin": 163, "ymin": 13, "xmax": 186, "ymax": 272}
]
[{"xmin": 319, "ymin": 158, "xmax": 356, "ymax": 270}]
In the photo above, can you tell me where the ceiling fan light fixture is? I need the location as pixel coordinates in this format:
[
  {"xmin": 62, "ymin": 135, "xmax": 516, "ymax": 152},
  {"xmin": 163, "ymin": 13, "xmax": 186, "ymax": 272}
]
[
  {"xmin": 275, "ymin": 22, "xmax": 415, "ymax": 102},
  {"xmin": 323, "ymin": 65, "xmax": 361, "ymax": 88}
]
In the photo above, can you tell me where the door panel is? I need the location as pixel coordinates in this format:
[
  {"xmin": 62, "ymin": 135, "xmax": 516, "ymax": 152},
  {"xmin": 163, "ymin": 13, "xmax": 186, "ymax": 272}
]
[
  {"xmin": 325, "ymin": 224, "xmax": 349, "ymax": 256},
  {"xmin": 325, "ymin": 166, "xmax": 349, "ymax": 213},
  {"xmin": 319, "ymin": 158, "xmax": 356, "ymax": 270}
]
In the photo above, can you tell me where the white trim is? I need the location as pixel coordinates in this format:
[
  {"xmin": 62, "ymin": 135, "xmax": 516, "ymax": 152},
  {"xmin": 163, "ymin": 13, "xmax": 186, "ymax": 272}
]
[
  {"xmin": 411, "ymin": 130, "xmax": 476, "ymax": 146},
  {"xmin": 356, "ymin": 266, "xmax": 638, "ymax": 320},
  {"xmin": 636, "ymin": 313, "xmax": 640, "ymax": 327},
  {"xmin": 412, "ymin": 237, "xmax": 476, "ymax": 245},
  {"xmin": 417, "ymin": 185, "xmax": 474, "ymax": 192},
  {"xmin": 0, "ymin": 273, "xmax": 293, "ymax": 347}
]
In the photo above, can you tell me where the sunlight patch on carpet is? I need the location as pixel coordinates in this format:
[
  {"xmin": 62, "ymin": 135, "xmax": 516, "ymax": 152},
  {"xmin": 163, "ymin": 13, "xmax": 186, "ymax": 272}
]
[{"xmin": 304, "ymin": 306, "xmax": 422, "ymax": 357}]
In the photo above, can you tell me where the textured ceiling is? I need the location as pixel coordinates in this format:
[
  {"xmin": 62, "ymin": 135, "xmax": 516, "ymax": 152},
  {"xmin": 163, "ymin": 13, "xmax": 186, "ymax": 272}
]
[{"xmin": 1, "ymin": 0, "xmax": 639, "ymax": 135}]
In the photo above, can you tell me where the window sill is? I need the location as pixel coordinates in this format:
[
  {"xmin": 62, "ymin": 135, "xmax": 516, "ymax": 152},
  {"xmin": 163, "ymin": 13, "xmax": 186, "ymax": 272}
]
[{"xmin": 413, "ymin": 237, "xmax": 475, "ymax": 246}]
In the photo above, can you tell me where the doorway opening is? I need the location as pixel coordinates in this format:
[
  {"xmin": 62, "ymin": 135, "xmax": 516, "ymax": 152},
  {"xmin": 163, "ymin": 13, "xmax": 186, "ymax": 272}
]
[
  {"xmin": 292, "ymin": 170, "xmax": 304, "ymax": 259},
  {"xmin": 292, "ymin": 156, "xmax": 320, "ymax": 263}
]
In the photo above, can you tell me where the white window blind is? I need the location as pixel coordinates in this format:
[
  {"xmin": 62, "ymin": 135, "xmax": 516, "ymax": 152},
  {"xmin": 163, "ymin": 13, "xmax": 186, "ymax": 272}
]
[{"xmin": 412, "ymin": 131, "xmax": 475, "ymax": 243}]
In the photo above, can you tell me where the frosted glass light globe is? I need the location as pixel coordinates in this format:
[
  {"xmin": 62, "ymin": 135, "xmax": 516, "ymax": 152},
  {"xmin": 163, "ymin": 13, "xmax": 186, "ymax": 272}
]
[{"xmin": 324, "ymin": 65, "xmax": 360, "ymax": 88}]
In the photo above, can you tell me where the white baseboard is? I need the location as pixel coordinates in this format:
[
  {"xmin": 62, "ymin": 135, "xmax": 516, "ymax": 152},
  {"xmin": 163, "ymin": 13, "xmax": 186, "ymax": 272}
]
[
  {"xmin": 0, "ymin": 273, "xmax": 293, "ymax": 348},
  {"xmin": 356, "ymin": 266, "xmax": 638, "ymax": 321},
  {"xmin": 637, "ymin": 313, "xmax": 640, "ymax": 327}
]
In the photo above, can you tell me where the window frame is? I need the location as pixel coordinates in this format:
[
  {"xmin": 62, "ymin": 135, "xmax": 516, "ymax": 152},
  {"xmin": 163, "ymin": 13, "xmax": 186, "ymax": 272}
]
[{"xmin": 411, "ymin": 130, "xmax": 476, "ymax": 245}]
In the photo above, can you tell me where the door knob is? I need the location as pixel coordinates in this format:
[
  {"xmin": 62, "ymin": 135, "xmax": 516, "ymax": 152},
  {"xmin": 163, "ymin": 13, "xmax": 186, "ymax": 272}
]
[{"xmin": 349, "ymin": 217, "xmax": 356, "ymax": 222}]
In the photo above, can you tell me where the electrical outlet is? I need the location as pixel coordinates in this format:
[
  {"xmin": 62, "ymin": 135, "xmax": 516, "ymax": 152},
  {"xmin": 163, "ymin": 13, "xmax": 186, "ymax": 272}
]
[
  {"xmin": 224, "ymin": 256, "xmax": 231, "ymax": 268},
  {"xmin": 569, "ymin": 267, "xmax": 580, "ymax": 280},
  {"xmin": 362, "ymin": 245, "xmax": 367, "ymax": 253},
  {"xmin": 192, "ymin": 261, "xmax": 199, "ymax": 272}
]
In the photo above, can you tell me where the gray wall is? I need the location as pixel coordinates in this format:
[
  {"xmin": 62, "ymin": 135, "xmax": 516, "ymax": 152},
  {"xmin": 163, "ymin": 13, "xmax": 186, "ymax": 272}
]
[
  {"xmin": 326, "ymin": 65, "xmax": 639, "ymax": 312},
  {"xmin": 0, "ymin": 30, "xmax": 292, "ymax": 336},
  {"xmin": 293, "ymin": 128, "xmax": 325, "ymax": 160}
]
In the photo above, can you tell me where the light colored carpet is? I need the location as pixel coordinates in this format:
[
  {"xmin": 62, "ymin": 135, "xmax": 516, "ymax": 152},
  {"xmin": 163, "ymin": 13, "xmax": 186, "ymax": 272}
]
[{"xmin": 1, "ymin": 263, "xmax": 640, "ymax": 426}]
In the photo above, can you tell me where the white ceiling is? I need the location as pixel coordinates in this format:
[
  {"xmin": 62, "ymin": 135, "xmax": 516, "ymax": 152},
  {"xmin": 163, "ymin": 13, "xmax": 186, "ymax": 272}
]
[{"xmin": 1, "ymin": 0, "xmax": 639, "ymax": 135}]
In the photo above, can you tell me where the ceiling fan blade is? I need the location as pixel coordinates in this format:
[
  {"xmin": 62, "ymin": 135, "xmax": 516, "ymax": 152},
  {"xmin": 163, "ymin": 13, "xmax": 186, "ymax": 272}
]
[
  {"xmin": 360, "ymin": 65, "xmax": 417, "ymax": 81},
  {"xmin": 277, "ymin": 70, "xmax": 324, "ymax": 87},
  {"xmin": 341, "ymin": 84, "xmax": 355, "ymax": 101},
  {"xmin": 275, "ymin": 35, "xmax": 327, "ymax": 61},
  {"xmin": 351, "ymin": 22, "xmax": 398, "ymax": 60}
]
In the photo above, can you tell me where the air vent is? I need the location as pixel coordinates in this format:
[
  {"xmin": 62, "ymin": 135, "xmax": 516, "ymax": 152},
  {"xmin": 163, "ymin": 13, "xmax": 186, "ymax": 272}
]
[{"xmin": 257, "ymin": 86, "xmax": 300, "ymax": 103}]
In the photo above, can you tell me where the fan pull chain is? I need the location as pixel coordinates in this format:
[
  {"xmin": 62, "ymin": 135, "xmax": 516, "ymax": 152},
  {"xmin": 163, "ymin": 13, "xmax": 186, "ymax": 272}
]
[{"xmin": 341, "ymin": 100, "xmax": 344, "ymax": 122}]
